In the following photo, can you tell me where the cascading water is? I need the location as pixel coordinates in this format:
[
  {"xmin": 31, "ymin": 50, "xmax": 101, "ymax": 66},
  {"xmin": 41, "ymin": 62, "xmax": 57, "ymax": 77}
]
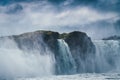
[
  {"xmin": 1, "ymin": 36, "xmax": 120, "ymax": 80},
  {"xmin": 56, "ymin": 39, "xmax": 120, "ymax": 73},
  {"xmin": 0, "ymin": 37, "xmax": 55, "ymax": 79},
  {"xmin": 93, "ymin": 40, "xmax": 120, "ymax": 73},
  {"xmin": 57, "ymin": 39, "xmax": 76, "ymax": 74}
]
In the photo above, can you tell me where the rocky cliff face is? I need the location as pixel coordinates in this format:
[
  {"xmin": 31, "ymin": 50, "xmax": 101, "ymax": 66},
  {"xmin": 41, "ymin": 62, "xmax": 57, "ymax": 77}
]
[
  {"xmin": 0, "ymin": 30, "xmax": 96, "ymax": 74},
  {"xmin": 12, "ymin": 31, "xmax": 59, "ymax": 53},
  {"xmin": 63, "ymin": 31, "xmax": 96, "ymax": 72}
]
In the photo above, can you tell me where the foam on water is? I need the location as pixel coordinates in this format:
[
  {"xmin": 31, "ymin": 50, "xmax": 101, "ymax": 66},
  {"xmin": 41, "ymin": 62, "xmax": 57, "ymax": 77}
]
[{"xmin": 16, "ymin": 73, "xmax": 120, "ymax": 80}]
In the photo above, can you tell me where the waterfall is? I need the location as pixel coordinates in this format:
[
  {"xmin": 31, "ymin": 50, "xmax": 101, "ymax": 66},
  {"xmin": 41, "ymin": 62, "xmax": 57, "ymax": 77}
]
[
  {"xmin": 93, "ymin": 40, "xmax": 120, "ymax": 73},
  {"xmin": 0, "ymin": 37, "xmax": 55, "ymax": 79},
  {"xmin": 1, "ymin": 36, "xmax": 120, "ymax": 79},
  {"xmin": 56, "ymin": 39, "xmax": 120, "ymax": 73},
  {"xmin": 57, "ymin": 39, "xmax": 76, "ymax": 74}
]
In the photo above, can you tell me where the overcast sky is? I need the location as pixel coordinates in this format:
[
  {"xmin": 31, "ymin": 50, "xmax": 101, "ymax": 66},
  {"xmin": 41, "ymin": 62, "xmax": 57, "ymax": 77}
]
[{"xmin": 0, "ymin": 0, "xmax": 119, "ymax": 39}]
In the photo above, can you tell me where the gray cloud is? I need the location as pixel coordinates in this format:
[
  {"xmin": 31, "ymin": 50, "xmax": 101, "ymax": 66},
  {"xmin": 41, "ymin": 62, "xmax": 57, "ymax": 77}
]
[{"xmin": 0, "ymin": 1, "xmax": 119, "ymax": 39}]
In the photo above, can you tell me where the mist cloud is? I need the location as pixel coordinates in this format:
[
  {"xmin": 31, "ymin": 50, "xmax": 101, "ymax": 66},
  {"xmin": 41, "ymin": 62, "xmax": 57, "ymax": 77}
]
[{"xmin": 0, "ymin": 37, "xmax": 55, "ymax": 78}]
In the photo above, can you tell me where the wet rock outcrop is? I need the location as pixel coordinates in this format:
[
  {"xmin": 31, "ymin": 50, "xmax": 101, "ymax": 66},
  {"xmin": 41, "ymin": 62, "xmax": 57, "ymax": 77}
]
[
  {"xmin": 103, "ymin": 35, "xmax": 120, "ymax": 40},
  {"xmin": 0, "ymin": 30, "xmax": 96, "ymax": 74},
  {"xmin": 61, "ymin": 31, "xmax": 96, "ymax": 73}
]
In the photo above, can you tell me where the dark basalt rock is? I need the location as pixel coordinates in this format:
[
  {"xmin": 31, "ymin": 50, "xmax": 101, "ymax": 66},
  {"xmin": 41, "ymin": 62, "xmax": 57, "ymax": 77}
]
[
  {"xmin": 60, "ymin": 31, "xmax": 95, "ymax": 56},
  {"xmin": 64, "ymin": 31, "xmax": 95, "ymax": 57},
  {"xmin": 62, "ymin": 31, "xmax": 96, "ymax": 72},
  {"xmin": 103, "ymin": 35, "xmax": 120, "ymax": 40},
  {"xmin": 0, "ymin": 30, "xmax": 96, "ymax": 73},
  {"xmin": 41, "ymin": 31, "xmax": 59, "ymax": 54},
  {"xmin": 11, "ymin": 31, "xmax": 59, "ymax": 53}
]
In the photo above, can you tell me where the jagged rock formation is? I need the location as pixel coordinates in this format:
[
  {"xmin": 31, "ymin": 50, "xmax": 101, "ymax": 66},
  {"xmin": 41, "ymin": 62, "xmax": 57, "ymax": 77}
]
[
  {"xmin": 0, "ymin": 30, "xmax": 96, "ymax": 74},
  {"xmin": 63, "ymin": 31, "xmax": 96, "ymax": 72}
]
